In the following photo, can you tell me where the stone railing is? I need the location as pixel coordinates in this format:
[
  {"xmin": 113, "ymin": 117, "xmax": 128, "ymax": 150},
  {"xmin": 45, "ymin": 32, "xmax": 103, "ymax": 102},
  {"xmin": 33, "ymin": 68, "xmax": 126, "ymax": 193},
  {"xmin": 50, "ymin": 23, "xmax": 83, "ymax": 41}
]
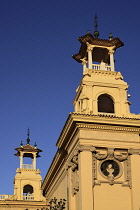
[
  {"xmin": 0, "ymin": 194, "xmax": 11, "ymax": 200},
  {"xmin": 92, "ymin": 63, "xmax": 100, "ymax": 70},
  {"xmin": 92, "ymin": 63, "xmax": 111, "ymax": 71},
  {"xmin": 22, "ymin": 164, "xmax": 34, "ymax": 169},
  {"xmin": 23, "ymin": 194, "xmax": 34, "ymax": 201}
]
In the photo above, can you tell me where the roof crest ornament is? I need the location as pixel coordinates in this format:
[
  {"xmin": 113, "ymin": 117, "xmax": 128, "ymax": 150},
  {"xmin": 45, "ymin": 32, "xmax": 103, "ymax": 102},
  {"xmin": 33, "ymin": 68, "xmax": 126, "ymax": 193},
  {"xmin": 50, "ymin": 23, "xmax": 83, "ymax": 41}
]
[
  {"xmin": 26, "ymin": 128, "xmax": 30, "ymax": 144},
  {"xmin": 94, "ymin": 15, "xmax": 99, "ymax": 38}
]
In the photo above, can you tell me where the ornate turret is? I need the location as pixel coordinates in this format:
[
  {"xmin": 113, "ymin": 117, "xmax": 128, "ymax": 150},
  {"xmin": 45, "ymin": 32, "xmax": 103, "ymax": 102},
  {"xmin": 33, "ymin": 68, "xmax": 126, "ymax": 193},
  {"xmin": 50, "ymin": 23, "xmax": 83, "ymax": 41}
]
[
  {"xmin": 72, "ymin": 32, "xmax": 124, "ymax": 72},
  {"xmin": 14, "ymin": 129, "xmax": 42, "ymax": 170},
  {"xmin": 14, "ymin": 129, "xmax": 45, "ymax": 201},
  {"xmin": 72, "ymin": 23, "xmax": 132, "ymax": 117}
]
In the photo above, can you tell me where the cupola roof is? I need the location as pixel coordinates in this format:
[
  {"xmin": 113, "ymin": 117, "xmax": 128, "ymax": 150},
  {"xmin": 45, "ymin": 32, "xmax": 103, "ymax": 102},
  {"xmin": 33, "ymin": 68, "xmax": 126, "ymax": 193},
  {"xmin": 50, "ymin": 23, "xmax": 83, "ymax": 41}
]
[
  {"xmin": 14, "ymin": 129, "xmax": 42, "ymax": 158},
  {"xmin": 72, "ymin": 33, "xmax": 124, "ymax": 64}
]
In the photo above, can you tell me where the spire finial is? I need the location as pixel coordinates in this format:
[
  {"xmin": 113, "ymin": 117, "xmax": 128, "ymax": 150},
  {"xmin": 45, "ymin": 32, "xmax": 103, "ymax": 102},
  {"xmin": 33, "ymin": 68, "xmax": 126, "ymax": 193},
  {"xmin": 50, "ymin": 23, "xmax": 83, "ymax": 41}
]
[
  {"xmin": 26, "ymin": 128, "xmax": 30, "ymax": 144},
  {"xmin": 20, "ymin": 141, "xmax": 23, "ymax": 146},
  {"xmin": 109, "ymin": 32, "xmax": 113, "ymax": 40},
  {"xmin": 94, "ymin": 15, "xmax": 98, "ymax": 30},
  {"xmin": 34, "ymin": 142, "xmax": 37, "ymax": 147},
  {"xmin": 94, "ymin": 15, "xmax": 99, "ymax": 38}
]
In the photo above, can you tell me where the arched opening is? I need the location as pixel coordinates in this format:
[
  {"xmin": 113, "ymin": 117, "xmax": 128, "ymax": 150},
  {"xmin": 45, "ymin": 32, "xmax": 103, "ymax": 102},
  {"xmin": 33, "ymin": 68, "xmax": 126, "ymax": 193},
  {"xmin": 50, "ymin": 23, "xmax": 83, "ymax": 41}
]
[
  {"xmin": 98, "ymin": 94, "xmax": 114, "ymax": 113},
  {"xmin": 23, "ymin": 184, "xmax": 34, "ymax": 200}
]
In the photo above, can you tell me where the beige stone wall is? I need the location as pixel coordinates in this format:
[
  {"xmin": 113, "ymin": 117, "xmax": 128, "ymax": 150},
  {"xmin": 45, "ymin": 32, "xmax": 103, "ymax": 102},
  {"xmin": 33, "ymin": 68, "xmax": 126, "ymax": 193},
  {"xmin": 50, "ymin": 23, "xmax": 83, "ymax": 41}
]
[
  {"xmin": 94, "ymin": 184, "xmax": 131, "ymax": 210},
  {"xmin": 51, "ymin": 173, "xmax": 67, "ymax": 201}
]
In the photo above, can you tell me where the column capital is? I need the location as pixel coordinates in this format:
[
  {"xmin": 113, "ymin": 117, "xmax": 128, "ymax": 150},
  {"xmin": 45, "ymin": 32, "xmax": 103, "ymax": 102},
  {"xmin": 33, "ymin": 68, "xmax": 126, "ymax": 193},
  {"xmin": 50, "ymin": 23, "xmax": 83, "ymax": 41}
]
[
  {"xmin": 108, "ymin": 49, "xmax": 115, "ymax": 54},
  {"xmin": 78, "ymin": 145, "xmax": 95, "ymax": 152},
  {"xmin": 86, "ymin": 42, "xmax": 93, "ymax": 52},
  {"xmin": 80, "ymin": 58, "xmax": 87, "ymax": 65}
]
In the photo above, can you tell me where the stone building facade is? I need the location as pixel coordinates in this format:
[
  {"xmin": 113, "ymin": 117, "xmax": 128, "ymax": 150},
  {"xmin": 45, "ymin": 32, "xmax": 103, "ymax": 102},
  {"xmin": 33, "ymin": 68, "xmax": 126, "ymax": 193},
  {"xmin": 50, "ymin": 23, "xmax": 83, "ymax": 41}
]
[
  {"xmin": 42, "ymin": 32, "xmax": 140, "ymax": 210},
  {"xmin": 1, "ymin": 30, "xmax": 140, "ymax": 210}
]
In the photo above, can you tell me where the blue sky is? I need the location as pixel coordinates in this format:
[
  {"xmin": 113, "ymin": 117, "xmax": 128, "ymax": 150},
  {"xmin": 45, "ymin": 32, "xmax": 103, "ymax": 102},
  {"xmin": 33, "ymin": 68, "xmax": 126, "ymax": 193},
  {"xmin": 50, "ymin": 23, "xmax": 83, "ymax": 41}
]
[{"xmin": 0, "ymin": 0, "xmax": 140, "ymax": 194}]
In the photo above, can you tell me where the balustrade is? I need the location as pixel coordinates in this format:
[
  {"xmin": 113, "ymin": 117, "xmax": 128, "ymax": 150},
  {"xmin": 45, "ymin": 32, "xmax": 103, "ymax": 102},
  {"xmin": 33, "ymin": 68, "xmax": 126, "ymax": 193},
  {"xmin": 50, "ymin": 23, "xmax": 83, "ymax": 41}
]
[
  {"xmin": 0, "ymin": 194, "xmax": 10, "ymax": 200},
  {"xmin": 92, "ymin": 63, "xmax": 111, "ymax": 71},
  {"xmin": 22, "ymin": 164, "xmax": 34, "ymax": 169},
  {"xmin": 23, "ymin": 194, "xmax": 34, "ymax": 201}
]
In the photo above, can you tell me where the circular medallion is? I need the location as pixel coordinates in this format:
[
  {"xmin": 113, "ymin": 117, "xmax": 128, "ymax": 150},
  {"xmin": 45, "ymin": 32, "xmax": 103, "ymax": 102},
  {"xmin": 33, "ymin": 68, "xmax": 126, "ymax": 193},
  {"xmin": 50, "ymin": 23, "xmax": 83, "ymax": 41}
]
[{"xmin": 100, "ymin": 160, "xmax": 120, "ymax": 178}]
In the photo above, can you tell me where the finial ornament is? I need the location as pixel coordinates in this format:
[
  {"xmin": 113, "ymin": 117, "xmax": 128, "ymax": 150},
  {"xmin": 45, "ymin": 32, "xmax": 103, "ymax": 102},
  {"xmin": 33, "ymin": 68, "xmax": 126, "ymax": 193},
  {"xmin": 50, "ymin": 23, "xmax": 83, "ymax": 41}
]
[
  {"xmin": 26, "ymin": 128, "xmax": 30, "ymax": 144},
  {"xmin": 94, "ymin": 15, "xmax": 99, "ymax": 38},
  {"xmin": 109, "ymin": 32, "xmax": 113, "ymax": 40},
  {"xmin": 87, "ymin": 30, "xmax": 91, "ymax": 34},
  {"xmin": 34, "ymin": 142, "xmax": 37, "ymax": 147},
  {"xmin": 20, "ymin": 141, "xmax": 23, "ymax": 146}
]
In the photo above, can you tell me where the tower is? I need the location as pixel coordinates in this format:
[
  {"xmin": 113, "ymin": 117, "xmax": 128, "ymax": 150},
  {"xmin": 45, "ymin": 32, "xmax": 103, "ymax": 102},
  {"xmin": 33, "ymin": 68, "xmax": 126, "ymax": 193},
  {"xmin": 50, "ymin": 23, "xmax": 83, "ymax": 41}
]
[
  {"xmin": 72, "ymin": 30, "xmax": 130, "ymax": 117},
  {"xmin": 14, "ymin": 129, "xmax": 45, "ymax": 202},
  {"xmin": 42, "ymin": 22, "xmax": 140, "ymax": 210}
]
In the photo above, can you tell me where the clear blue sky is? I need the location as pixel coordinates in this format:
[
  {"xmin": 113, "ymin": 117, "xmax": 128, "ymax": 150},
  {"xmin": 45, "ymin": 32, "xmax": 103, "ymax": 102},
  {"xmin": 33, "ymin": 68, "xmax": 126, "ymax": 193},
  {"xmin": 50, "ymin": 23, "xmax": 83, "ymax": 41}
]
[{"xmin": 0, "ymin": 0, "xmax": 140, "ymax": 194}]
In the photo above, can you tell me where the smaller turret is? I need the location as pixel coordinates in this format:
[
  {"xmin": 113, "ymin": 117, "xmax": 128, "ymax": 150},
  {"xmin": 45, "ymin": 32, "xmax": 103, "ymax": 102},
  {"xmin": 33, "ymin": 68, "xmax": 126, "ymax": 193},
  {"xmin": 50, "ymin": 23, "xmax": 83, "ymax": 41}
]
[
  {"xmin": 14, "ymin": 129, "xmax": 45, "ymax": 201},
  {"xmin": 14, "ymin": 129, "xmax": 42, "ymax": 170}
]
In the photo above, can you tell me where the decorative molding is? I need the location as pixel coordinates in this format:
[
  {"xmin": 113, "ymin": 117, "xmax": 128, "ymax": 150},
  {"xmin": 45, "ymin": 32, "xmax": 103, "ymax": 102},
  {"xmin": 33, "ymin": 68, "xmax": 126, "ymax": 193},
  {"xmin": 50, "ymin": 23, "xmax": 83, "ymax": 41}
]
[
  {"xmin": 92, "ymin": 156, "xmax": 97, "ymax": 187},
  {"xmin": 128, "ymin": 148, "xmax": 140, "ymax": 155},
  {"xmin": 76, "ymin": 123, "xmax": 140, "ymax": 133},
  {"xmin": 71, "ymin": 112, "xmax": 140, "ymax": 120},
  {"xmin": 93, "ymin": 152, "xmax": 107, "ymax": 160},
  {"xmin": 16, "ymin": 168, "xmax": 40, "ymax": 174},
  {"xmin": 123, "ymin": 155, "xmax": 132, "ymax": 188},
  {"xmin": 93, "ymin": 148, "xmax": 128, "ymax": 162}
]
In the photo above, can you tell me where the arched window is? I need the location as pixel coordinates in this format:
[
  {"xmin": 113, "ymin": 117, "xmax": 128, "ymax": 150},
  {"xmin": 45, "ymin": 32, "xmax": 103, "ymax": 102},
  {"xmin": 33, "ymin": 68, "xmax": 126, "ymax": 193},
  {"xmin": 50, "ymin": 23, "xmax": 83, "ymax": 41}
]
[
  {"xmin": 23, "ymin": 184, "xmax": 34, "ymax": 200},
  {"xmin": 98, "ymin": 94, "xmax": 114, "ymax": 113}
]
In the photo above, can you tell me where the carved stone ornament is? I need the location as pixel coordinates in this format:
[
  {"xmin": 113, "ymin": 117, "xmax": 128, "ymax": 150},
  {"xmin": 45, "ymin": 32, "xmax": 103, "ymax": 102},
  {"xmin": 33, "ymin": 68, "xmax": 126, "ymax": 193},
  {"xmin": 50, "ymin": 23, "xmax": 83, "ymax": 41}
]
[
  {"xmin": 124, "ymin": 155, "xmax": 132, "ymax": 188},
  {"xmin": 93, "ymin": 147, "xmax": 131, "ymax": 186},
  {"xmin": 66, "ymin": 151, "xmax": 79, "ymax": 196},
  {"xmin": 71, "ymin": 154, "xmax": 79, "ymax": 196},
  {"xmin": 72, "ymin": 168, "xmax": 79, "ymax": 196},
  {"xmin": 99, "ymin": 159, "xmax": 121, "ymax": 185},
  {"xmin": 93, "ymin": 148, "xmax": 128, "ymax": 162}
]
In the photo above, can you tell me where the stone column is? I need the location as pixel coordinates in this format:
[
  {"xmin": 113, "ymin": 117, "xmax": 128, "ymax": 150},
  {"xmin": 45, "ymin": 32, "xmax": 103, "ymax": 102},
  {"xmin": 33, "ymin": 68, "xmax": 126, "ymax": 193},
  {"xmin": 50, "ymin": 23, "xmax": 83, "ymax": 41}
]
[
  {"xmin": 80, "ymin": 58, "xmax": 87, "ymax": 74},
  {"xmin": 109, "ymin": 50, "xmax": 115, "ymax": 71},
  {"xmin": 33, "ymin": 153, "xmax": 36, "ymax": 169},
  {"xmin": 20, "ymin": 153, "xmax": 23, "ymax": 168},
  {"xmin": 78, "ymin": 150, "xmax": 93, "ymax": 210},
  {"xmin": 87, "ymin": 43, "xmax": 93, "ymax": 69}
]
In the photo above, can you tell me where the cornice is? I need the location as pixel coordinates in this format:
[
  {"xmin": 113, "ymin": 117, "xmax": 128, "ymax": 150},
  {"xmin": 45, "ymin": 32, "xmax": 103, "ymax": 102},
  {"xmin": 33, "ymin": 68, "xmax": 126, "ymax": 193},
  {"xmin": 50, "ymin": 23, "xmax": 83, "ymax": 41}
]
[
  {"xmin": 0, "ymin": 200, "xmax": 46, "ymax": 207},
  {"xmin": 84, "ymin": 69, "xmax": 124, "ymax": 78},
  {"xmin": 16, "ymin": 168, "xmax": 41, "ymax": 173},
  {"xmin": 76, "ymin": 123, "xmax": 140, "ymax": 133},
  {"xmin": 71, "ymin": 112, "xmax": 140, "ymax": 121},
  {"xmin": 56, "ymin": 112, "xmax": 140, "ymax": 149}
]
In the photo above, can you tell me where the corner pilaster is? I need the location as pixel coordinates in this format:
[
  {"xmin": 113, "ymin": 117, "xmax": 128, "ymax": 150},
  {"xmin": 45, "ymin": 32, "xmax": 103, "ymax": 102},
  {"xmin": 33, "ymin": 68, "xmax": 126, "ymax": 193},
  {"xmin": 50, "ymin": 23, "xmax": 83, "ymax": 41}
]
[{"xmin": 78, "ymin": 148, "xmax": 93, "ymax": 210}]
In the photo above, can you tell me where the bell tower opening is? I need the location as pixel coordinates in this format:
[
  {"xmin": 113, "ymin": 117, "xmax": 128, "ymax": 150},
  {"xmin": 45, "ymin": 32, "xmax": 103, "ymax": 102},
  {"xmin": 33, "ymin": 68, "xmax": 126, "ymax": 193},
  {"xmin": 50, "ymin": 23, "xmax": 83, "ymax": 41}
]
[
  {"xmin": 23, "ymin": 184, "xmax": 34, "ymax": 200},
  {"xmin": 98, "ymin": 94, "xmax": 114, "ymax": 113}
]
